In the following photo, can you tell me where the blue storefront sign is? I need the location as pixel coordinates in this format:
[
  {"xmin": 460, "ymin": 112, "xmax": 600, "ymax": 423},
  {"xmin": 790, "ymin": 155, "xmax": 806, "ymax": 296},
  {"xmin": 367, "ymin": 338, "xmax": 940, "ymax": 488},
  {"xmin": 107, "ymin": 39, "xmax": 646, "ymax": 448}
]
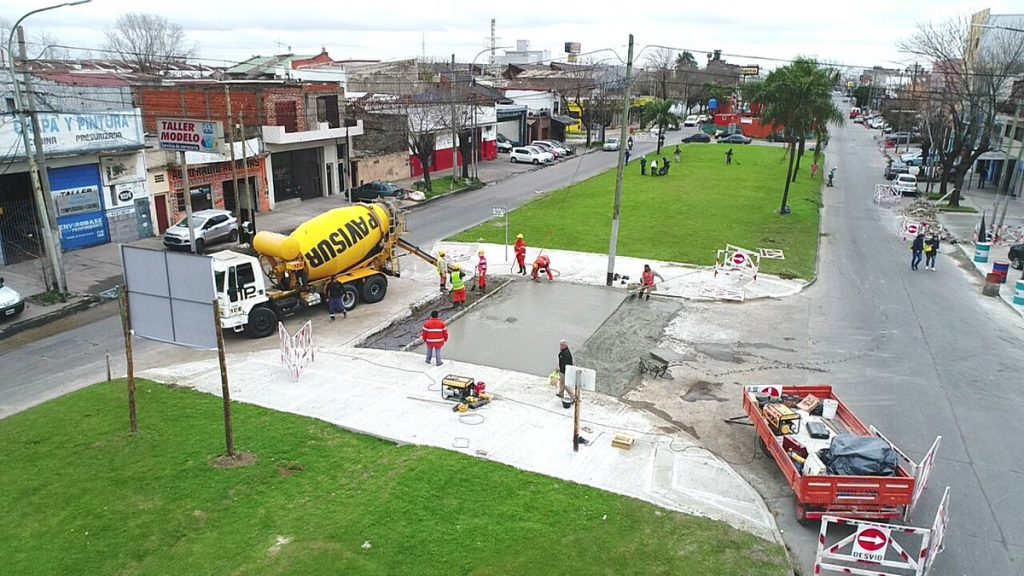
[
  {"xmin": 49, "ymin": 164, "xmax": 109, "ymax": 251},
  {"xmin": 59, "ymin": 211, "xmax": 109, "ymax": 250}
]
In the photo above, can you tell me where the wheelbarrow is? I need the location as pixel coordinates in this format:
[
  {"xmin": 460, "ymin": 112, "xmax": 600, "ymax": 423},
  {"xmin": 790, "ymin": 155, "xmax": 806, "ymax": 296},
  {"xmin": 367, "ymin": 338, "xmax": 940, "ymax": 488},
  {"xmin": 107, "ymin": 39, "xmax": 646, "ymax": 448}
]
[{"xmin": 638, "ymin": 352, "xmax": 669, "ymax": 378}]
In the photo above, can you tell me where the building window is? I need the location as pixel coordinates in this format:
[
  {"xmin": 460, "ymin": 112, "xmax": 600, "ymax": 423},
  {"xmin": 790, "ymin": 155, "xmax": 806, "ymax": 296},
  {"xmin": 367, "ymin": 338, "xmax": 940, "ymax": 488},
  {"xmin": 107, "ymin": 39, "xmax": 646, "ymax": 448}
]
[
  {"xmin": 5, "ymin": 98, "xmax": 14, "ymax": 113},
  {"xmin": 316, "ymin": 95, "xmax": 340, "ymax": 128}
]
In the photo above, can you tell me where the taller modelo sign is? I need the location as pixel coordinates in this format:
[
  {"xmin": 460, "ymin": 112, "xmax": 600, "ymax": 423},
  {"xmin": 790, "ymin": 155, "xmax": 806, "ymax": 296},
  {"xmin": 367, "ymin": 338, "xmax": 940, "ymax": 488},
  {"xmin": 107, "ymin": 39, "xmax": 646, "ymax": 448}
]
[{"xmin": 157, "ymin": 118, "xmax": 224, "ymax": 153}]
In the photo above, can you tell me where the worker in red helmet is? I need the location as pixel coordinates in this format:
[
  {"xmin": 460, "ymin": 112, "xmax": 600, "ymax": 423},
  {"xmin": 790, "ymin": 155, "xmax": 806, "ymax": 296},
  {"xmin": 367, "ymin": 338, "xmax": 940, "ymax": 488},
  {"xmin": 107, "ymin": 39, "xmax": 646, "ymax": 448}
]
[
  {"xmin": 514, "ymin": 233, "xmax": 527, "ymax": 275},
  {"xmin": 475, "ymin": 249, "xmax": 488, "ymax": 292},
  {"xmin": 531, "ymin": 254, "xmax": 553, "ymax": 282}
]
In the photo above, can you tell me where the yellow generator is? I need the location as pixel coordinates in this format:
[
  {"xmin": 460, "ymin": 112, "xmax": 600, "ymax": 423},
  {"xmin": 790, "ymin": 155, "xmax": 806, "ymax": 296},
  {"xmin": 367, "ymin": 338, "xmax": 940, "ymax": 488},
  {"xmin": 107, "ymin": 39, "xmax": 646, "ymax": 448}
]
[{"xmin": 763, "ymin": 403, "xmax": 801, "ymax": 436}]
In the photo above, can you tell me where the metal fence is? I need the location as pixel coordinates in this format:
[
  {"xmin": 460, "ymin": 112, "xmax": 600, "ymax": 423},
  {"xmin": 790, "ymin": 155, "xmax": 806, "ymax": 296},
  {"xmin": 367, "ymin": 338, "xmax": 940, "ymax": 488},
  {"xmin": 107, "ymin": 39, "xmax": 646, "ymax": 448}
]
[{"xmin": 0, "ymin": 197, "xmax": 45, "ymax": 267}]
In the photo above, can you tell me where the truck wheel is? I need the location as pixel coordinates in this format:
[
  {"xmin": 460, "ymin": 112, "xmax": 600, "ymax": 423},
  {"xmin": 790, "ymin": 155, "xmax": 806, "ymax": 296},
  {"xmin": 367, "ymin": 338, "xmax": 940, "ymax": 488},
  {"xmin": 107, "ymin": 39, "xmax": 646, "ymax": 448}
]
[
  {"xmin": 244, "ymin": 306, "xmax": 278, "ymax": 338},
  {"xmin": 362, "ymin": 275, "xmax": 388, "ymax": 304},
  {"xmin": 794, "ymin": 503, "xmax": 814, "ymax": 526},
  {"xmin": 341, "ymin": 284, "xmax": 359, "ymax": 311}
]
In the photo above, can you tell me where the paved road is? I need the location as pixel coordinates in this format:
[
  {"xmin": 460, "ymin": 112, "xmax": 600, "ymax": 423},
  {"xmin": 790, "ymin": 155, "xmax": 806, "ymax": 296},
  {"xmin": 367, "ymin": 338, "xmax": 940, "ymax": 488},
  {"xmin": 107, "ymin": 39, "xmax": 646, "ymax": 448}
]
[
  {"xmin": 804, "ymin": 118, "xmax": 1024, "ymax": 574},
  {"xmin": 404, "ymin": 138, "xmax": 664, "ymax": 246}
]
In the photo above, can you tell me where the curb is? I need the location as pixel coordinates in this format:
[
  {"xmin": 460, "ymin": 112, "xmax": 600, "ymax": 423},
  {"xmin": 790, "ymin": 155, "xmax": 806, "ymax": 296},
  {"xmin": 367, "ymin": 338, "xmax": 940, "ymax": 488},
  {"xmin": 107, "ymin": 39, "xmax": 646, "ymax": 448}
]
[{"xmin": 0, "ymin": 294, "xmax": 105, "ymax": 340}]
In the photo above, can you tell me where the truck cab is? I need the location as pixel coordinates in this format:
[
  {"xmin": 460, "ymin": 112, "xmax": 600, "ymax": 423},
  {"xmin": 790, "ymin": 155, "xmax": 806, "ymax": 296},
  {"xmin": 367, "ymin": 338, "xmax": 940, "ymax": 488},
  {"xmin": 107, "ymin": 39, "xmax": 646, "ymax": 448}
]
[{"xmin": 212, "ymin": 251, "xmax": 275, "ymax": 335}]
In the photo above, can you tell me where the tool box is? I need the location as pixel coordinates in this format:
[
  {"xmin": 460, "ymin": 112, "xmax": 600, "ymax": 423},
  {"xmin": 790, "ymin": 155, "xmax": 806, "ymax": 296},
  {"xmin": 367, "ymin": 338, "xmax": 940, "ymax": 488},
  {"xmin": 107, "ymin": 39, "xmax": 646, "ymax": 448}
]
[{"xmin": 441, "ymin": 375, "xmax": 476, "ymax": 401}]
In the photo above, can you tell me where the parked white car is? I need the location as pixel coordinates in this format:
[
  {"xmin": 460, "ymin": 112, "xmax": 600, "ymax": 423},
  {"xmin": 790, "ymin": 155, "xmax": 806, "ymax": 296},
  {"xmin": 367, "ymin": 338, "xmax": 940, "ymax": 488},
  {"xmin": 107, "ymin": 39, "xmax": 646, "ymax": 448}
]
[
  {"xmin": 534, "ymin": 139, "xmax": 573, "ymax": 155},
  {"xmin": 602, "ymin": 137, "xmax": 620, "ymax": 151},
  {"xmin": 683, "ymin": 115, "xmax": 699, "ymax": 127},
  {"xmin": 510, "ymin": 146, "xmax": 553, "ymax": 164},
  {"xmin": 0, "ymin": 276, "xmax": 25, "ymax": 320},
  {"xmin": 163, "ymin": 209, "xmax": 239, "ymax": 253},
  {"xmin": 893, "ymin": 174, "xmax": 919, "ymax": 196}
]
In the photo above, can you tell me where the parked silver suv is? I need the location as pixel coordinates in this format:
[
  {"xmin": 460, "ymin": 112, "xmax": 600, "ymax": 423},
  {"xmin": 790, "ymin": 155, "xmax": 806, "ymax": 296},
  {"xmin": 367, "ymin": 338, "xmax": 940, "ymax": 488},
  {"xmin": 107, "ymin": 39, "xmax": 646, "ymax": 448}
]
[{"xmin": 163, "ymin": 209, "xmax": 239, "ymax": 253}]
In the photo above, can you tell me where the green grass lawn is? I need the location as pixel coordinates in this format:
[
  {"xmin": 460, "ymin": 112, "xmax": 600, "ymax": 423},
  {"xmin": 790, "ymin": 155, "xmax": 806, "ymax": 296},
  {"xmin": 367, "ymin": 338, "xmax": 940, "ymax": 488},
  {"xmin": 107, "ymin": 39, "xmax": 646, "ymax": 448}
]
[
  {"xmin": 0, "ymin": 380, "xmax": 788, "ymax": 576},
  {"xmin": 418, "ymin": 176, "xmax": 480, "ymax": 198},
  {"xmin": 453, "ymin": 145, "xmax": 822, "ymax": 279}
]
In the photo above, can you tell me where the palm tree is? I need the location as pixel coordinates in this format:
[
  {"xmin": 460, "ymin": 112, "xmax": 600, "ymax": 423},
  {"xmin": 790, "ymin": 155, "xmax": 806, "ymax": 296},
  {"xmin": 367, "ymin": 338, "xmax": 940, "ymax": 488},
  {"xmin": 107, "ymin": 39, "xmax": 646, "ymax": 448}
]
[
  {"xmin": 641, "ymin": 99, "xmax": 679, "ymax": 153},
  {"xmin": 750, "ymin": 58, "xmax": 841, "ymax": 214}
]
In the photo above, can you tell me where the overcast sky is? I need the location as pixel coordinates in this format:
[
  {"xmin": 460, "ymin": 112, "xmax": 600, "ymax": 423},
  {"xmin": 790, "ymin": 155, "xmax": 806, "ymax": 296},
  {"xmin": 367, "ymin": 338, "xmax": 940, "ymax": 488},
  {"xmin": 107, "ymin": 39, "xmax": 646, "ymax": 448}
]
[{"xmin": 2, "ymin": 0, "xmax": 1020, "ymax": 74}]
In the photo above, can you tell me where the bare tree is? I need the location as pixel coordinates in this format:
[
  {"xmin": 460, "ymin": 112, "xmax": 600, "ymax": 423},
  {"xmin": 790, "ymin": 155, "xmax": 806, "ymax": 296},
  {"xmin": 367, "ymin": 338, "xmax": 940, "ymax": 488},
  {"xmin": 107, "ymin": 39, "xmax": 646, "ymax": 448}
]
[
  {"xmin": 31, "ymin": 31, "xmax": 71, "ymax": 60},
  {"xmin": 900, "ymin": 17, "xmax": 1024, "ymax": 206},
  {"xmin": 104, "ymin": 12, "xmax": 194, "ymax": 73},
  {"xmin": 643, "ymin": 47, "xmax": 676, "ymax": 99}
]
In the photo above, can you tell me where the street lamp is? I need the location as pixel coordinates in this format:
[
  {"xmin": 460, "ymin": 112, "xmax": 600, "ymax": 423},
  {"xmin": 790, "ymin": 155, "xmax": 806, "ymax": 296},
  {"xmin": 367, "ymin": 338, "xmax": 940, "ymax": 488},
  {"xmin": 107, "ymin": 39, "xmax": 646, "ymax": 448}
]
[
  {"xmin": 469, "ymin": 46, "xmax": 511, "ymax": 179},
  {"xmin": 6, "ymin": 0, "xmax": 91, "ymax": 296}
]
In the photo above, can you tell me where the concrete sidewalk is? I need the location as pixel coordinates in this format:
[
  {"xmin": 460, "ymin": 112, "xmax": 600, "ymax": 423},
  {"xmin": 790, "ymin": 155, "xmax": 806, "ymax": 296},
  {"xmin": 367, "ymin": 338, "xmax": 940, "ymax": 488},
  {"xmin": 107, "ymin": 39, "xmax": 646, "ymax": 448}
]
[
  {"xmin": 434, "ymin": 242, "xmax": 807, "ymax": 302},
  {"xmin": 934, "ymin": 184, "xmax": 1024, "ymax": 317},
  {"xmin": 142, "ymin": 346, "xmax": 781, "ymax": 543}
]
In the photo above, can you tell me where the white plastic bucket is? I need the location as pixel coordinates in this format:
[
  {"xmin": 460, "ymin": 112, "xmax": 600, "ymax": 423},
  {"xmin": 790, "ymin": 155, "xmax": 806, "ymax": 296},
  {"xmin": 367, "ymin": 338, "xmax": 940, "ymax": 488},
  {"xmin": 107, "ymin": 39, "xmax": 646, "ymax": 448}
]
[{"xmin": 821, "ymin": 399, "xmax": 838, "ymax": 420}]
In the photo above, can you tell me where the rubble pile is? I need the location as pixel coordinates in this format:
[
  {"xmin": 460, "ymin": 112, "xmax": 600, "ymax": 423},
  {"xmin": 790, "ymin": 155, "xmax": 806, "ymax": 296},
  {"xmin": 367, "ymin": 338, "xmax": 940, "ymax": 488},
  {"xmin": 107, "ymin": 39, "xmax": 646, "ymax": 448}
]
[{"xmin": 900, "ymin": 199, "xmax": 960, "ymax": 243}]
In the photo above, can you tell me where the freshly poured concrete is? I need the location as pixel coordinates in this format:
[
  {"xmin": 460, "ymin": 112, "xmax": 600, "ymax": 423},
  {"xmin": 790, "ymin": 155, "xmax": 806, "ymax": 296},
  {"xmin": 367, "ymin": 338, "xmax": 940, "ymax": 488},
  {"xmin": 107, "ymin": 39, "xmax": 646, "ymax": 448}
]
[{"xmin": 419, "ymin": 281, "xmax": 627, "ymax": 377}]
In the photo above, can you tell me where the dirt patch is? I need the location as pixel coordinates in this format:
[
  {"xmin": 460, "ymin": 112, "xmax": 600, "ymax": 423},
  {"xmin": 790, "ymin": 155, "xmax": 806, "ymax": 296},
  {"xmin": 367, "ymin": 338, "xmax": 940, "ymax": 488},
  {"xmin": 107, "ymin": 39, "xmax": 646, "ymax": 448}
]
[
  {"xmin": 359, "ymin": 276, "xmax": 514, "ymax": 350},
  {"xmin": 621, "ymin": 398, "xmax": 700, "ymax": 440},
  {"xmin": 574, "ymin": 297, "xmax": 683, "ymax": 397},
  {"xmin": 680, "ymin": 380, "xmax": 729, "ymax": 403},
  {"xmin": 277, "ymin": 461, "xmax": 305, "ymax": 476},
  {"xmin": 211, "ymin": 451, "xmax": 258, "ymax": 469}
]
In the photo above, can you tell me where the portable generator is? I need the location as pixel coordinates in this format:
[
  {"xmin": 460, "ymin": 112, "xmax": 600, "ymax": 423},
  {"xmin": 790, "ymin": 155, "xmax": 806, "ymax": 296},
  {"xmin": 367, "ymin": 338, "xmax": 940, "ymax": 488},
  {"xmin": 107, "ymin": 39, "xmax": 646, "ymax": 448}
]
[
  {"xmin": 763, "ymin": 403, "xmax": 801, "ymax": 436},
  {"xmin": 441, "ymin": 375, "xmax": 476, "ymax": 402}
]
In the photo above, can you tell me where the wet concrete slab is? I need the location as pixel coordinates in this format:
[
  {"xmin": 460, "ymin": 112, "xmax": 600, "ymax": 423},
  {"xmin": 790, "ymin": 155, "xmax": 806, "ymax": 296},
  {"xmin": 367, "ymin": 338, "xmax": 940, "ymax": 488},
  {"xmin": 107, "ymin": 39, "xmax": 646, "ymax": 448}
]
[{"xmin": 418, "ymin": 280, "xmax": 627, "ymax": 377}]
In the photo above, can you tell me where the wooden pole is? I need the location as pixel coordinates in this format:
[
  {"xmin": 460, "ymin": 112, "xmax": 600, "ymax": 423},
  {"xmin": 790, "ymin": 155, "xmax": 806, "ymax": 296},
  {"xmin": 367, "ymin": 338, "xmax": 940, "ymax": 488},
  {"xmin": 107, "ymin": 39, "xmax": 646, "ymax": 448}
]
[
  {"xmin": 120, "ymin": 287, "xmax": 138, "ymax": 433},
  {"xmin": 213, "ymin": 299, "xmax": 235, "ymax": 457},
  {"xmin": 572, "ymin": 381, "xmax": 581, "ymax": 452}
]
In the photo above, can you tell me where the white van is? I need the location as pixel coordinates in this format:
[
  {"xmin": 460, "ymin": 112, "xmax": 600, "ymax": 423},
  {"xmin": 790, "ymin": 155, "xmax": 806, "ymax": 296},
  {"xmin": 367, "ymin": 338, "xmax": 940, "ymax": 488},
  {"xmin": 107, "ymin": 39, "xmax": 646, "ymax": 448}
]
[{"xmin": 683, "ymin": 115, "xmax": 699, "ymax": 127}]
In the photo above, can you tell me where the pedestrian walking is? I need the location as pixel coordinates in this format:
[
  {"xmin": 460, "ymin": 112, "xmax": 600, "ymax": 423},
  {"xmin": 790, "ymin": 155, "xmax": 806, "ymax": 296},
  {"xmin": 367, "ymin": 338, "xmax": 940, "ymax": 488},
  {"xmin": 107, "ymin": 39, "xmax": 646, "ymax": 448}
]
[
  {"xmin": 555, "ymin": 339, "xmax": 575, "ymax": 407},
  {"xmin": 924, "ymin": 234, "xmax": 940, "ymax": 270},
  {"xmin": 725, "ymin": 148, "xmax": 734, "ymax": 165},
  {"xmin": 326, "ymin": 275, "xmax": 347, "ymax": 320},
  {"xmin": 435, "ymin": 250, "xmax": 448, "ymax": 291},
  {"xmin": 450, "ymin": 264, "xmax": 466, "ymax": 308},
  {"xmin": 638, "ymin": 264, "xmax": 665, "ymax": 301},
  {"xmin": 514, "ymin": 233, "xmax": 527, "ymax": 275},
  {"xmin": 532, "ymin": 254, "xmax": 553, "ymax": 282},
  {"xmin": 911, "ymin": 232, "xmax": 925, "ymax": 271},
  {"xmin": 674, "ymin": 145, "xmax": 681, "ymax": 164},
  {"xmin": 625, "ymin": 149, "xmax": 631, "ymax": 165},
  {"xmin": 421, "ymin": 310, "xmax": 448, "ymax": 366},
  {"xmin": 650, "ymin": 159, "xmax": 658, "ymax": 176},
  {"xmin": 811, "ymin": 161, "xmax": 820, "ymax": 179},
  {"xmin": 640, "ymin": 156, "xmax": 647, "ymax": 175},
  {"xmin": 475, "ymin": 249, "xmax": 488, "ymax": 291}
]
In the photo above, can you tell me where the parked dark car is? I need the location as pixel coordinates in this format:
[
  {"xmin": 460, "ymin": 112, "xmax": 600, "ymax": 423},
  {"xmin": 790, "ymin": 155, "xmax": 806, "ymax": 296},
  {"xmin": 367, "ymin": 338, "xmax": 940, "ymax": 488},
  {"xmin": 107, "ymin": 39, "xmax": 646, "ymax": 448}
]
[
  {"xmin": 681, "ymin": 132, "xmax": 711, "ymax": 143},
  {"xmin": 718, "ymin": 134, "xmax": 752, "ymax": 145},
  {"xmin": 884, "ymin": 161, "xmax": 909, "ymax": 180},
  {"xmin": 1009, "ymin": 244, "xmax": 1024, "ymax": 270},
  {"xmin": 350, "ymin": 180, "xmax": 407, "ymax": 201},
  {"xmin": 768, "ymin": 132, "xmax": 788, "ymax": 143}
]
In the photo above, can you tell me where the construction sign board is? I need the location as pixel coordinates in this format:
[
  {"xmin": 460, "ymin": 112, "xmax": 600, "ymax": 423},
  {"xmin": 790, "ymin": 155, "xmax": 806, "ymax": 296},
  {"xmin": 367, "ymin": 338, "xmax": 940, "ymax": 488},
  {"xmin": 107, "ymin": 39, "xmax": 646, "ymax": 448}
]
[
  {"xmin": 745, "ymin": 384, "xmax": 782, "ymax": 398},
  {"xmin": 874, "ymin": 184, "xmax": 901, "ymax": 205},
  {"xmin": 759, "ymin": 248, "xmax": 785, "ymax": 260},
  {"xmin": 814, "ymin": 487, "xmax": 951, "ymax": 576},
  {"xmin": 698, "ymin": 284, "xmax": 744, "ymax": 301},
  {"xmin": 279, "ymin": 320, "xmax": 314, "ymax": 381},
  {"xmin": 714, "ymin": 244, "xmax": 760, "ymax": 280}
]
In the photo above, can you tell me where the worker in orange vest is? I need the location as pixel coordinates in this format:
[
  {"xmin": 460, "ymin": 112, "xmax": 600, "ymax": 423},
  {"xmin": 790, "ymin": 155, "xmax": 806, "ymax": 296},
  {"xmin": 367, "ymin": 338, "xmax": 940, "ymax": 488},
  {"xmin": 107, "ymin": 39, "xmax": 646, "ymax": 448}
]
[
  {"xmin": 421, "ymin": 310, "xmax": 448, "ymax": 366},
  {"xmin": 532, "ymin": 254, "xmax": 553, "ymax": 282},
  {"xmin": 638, "ymin": 264, "xmax": 665, "ymax": 301},
  {"xmin": 514, "ymin": 233, "xmax": 527, "ymax": 275},
  {"xmin": 475, "ymin": 249, "xmax": 488, "ymax": 292}
]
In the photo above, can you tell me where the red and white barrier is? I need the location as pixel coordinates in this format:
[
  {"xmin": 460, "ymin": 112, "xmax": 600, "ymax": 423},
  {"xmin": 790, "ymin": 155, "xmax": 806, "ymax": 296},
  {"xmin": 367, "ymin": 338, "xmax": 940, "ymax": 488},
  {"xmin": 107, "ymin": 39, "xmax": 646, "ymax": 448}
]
[{"xmin": 279, "ymin": 320, "xmax": 315, "ymax": 381}]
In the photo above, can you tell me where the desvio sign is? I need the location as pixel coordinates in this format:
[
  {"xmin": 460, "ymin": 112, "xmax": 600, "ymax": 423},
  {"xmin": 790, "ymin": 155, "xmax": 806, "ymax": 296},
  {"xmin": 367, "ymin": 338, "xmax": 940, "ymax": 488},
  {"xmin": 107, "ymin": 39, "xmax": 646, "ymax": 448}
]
[{"xmin": 157, "ymin": 118, "xmax": 223, "ymax": 153}]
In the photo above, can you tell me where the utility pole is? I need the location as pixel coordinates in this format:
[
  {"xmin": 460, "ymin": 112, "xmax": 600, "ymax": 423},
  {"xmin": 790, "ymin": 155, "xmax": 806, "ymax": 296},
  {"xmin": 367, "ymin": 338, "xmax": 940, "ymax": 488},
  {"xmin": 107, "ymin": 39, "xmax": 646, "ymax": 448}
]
[
  {"xmin": 225, "ymin": 85, "xmax": 242, "ymax": 238},
  {"xmin": 239, "ymin": 111, "xmax": 256, "ymax": 242},
  {"xmin": 451, "ymin": 53, "xmax": 459, "ymax": 185},
  {"xmin": 605, "ymin": 34, "xmax": 634, "ymax": 286},
  {"xmin": 13, "ymin": 26, "xmax": 66, "ymax": 295},
  {"xmin": 996, "ymin": 101, "xmax": 1022, "ymax": 229}
]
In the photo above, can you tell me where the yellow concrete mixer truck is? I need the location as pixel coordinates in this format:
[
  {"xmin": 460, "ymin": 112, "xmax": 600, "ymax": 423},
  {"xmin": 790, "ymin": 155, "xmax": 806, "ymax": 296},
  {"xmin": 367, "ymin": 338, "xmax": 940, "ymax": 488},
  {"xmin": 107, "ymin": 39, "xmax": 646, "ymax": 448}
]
[{"xmin": 210, "ymin": 201, "xmax": 438, "ymax": 338}]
